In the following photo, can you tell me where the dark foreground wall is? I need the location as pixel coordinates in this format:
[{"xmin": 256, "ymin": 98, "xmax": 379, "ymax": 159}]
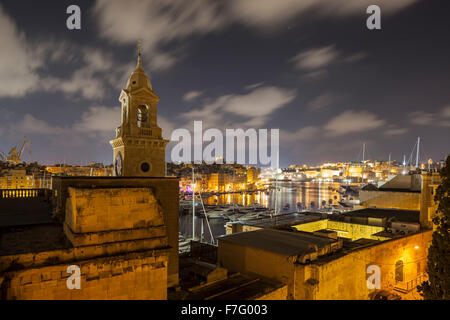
[{"xmin": 51, "ymin": 176, "xmax": 179, "ymax": 288}]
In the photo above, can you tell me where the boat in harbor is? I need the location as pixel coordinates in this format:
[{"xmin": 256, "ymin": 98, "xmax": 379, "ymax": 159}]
[
  {"xmin": 178, "ymin": 233, "xmax": 191, "ymax": 253},
  {"xmin": 237, "ymin": 212, "xmax": 271, "ymax": 222},
  {"xmin": 203, "ymin": 209, "xmax": 227, "ymax": 219}
]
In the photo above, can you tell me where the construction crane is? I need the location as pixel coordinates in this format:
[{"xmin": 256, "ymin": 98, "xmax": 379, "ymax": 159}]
[
  {"xmin": 0, "ymin": 150, "xmax": 6, "ymax": 162},
  {"xmin": 4, "ymin": 137, "xmax": 31, "ymax": 164}
]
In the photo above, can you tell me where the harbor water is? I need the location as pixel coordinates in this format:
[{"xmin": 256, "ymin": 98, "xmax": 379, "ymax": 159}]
[{"xmin": 179, "ymin": 181, "xmax": 344, "ymax": 244}]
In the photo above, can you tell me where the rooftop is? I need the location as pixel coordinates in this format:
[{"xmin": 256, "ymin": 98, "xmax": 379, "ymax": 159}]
[
  {"xmin": 233, "ymin": 212, "xmax": 322, "ymax": 229},
  {"xmin": 342, "ymin": 208, "xmax": 420, "ymax": 224},
  {"xmin": 377, "ymin": 188, "xmax": 421, "ymax": 193},
  {"xmin": 0, "ymin": 198, "xmax": 53, "ymax": 227},
  {"xmin": 0, "ymin": 223, "xmax": 71, "ymax": 257},
  {"xmin": 218, "ymin": 228, "xmax": 337, "ymax": 257},
  {"xmin": 173, "ymin": 256, "xmax": 285, "ymax": 300},
  {"xmin": 185, "ymin": 273, "xmax": 285, "ymax": 300}
]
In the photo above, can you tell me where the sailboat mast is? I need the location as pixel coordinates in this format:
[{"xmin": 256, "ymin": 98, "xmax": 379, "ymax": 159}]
[
  {"xmin": 362, "ymin": 143, "xmax": 366, "ymax": 162},
  {"xmin": 233, "ymin": 169, "xmax": 235, "ymax": 213},
  {"xmin": 416, "ymin": 137, "xmax": 420, "ymax": 169},
  {"xmin": 388, "ymin": 153, "xmax": 391, "ymax": 176},
  {"xmin": 275, "ymin": 149, "xmax": 279, "ymax": 215},
  {"xmin": 192, "ymin": 167, "xmax": 195, "ymax": 240}
]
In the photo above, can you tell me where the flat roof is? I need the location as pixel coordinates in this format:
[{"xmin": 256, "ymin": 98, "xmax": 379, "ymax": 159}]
[
  {"xmin": 235, "ymin": 212, "xmax": 321, "ymax": 229},
  {"xmin": 0, "ymin": 198, "xmax": 53, "ymax": 227},
  {"xmin": 377, "ymin": 188, "xmax": 421, "ymax": 193},
  {"xmin": 342, "ymin": 208, "xmax": 420, "ymax": 223},
  {"xmin": 172, "ymin": 272, "xmax": 285, "ymax": 300},
  {"xmin": 0, "ymin": 223, "xmax": 71, "ymax": 257},
  {"xmin": 218, "ymin": 229, "xmax": 337, "ymax": 257}
]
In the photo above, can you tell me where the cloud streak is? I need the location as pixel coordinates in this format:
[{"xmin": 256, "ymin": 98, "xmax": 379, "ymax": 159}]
[
  {"xmin": 180, "ymin": 86, "xmax": 296, "ymax": 129},
  {"xmin": 290, "ymin": 45, "xmax": 339, "ymax": 70},
  {"xmin": 183, "ymin": 91, "xmax": 203, "ymax": 102},
  {"xmin": 324, "ymin": 110, "xmax": 386, "ymax": 136},
  {"xmin": 408, "ymin": 106, "xmax": 450, "ymax": 127}
]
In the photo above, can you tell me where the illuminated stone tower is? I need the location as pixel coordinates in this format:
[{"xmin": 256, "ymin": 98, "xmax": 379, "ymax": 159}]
[{"xmin": 110, "ymin": 49, "xmax": 168, "ymax": 177}]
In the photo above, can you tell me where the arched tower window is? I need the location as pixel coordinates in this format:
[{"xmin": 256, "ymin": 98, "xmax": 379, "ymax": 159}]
[
  {"xmin": 137, "ymin": 105, "xmax": 149, "ymax": 128},
  {"xmin": 395, "ymin": 260, "xmax": 404, "ymax": 282}
]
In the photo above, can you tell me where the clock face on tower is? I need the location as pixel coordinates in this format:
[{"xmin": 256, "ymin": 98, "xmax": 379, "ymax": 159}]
[{"xmin": 115, "ymin": 153, "xmax": 123, "ymax": 176}]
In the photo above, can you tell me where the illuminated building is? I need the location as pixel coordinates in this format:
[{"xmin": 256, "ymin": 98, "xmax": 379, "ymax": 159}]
[{"xmin": 0, "ymin": 169, "xmax": 34, "ymax": 189}]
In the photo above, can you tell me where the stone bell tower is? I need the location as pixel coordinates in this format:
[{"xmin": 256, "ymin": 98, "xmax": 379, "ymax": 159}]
[{"xmin": 110, "ymin": 48, "xmax": 168, "ymax": 177}]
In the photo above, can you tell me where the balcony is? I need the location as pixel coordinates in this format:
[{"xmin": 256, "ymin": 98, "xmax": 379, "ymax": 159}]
[{"xmin": 394, "ymin": 274, "xmax": 427, "ymax": 293}]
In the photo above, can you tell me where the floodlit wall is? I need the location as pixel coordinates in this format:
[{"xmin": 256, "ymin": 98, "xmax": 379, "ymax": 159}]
[
  {"xmin": 359, "ymin": 191, "xmax": 420, "ymax": 210},
  {"xmin": 294, "ymin": 230, "xmax": 432, "ymax": 300},
  {"xmin": 293, "ymin": 220, "xmax": 387, "ymax": 241},
  {"xmin": 218, "ymin": 240, "xmax": 295, "ymax": 299},
  {"xmin": 218, "ymin": 228, "xmax": 432, "ymax": 300}
]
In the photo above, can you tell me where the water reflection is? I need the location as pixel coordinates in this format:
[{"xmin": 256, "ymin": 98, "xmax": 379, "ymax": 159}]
[
  {"xmin": 179, "ymin": 182, "xmax": 342, "ymax": 243},
  {"xmin": 203, "ymin": 181, "xmax": 342, "ymax": 210}
]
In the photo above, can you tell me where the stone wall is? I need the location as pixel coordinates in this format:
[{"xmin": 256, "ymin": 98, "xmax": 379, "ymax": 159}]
[
  {"xmin": 359, "ymin": 190, "xmax": 420, "ymax": 210},
  {"xmin": 51, "ymin": 177, "xmax": 179, "ymax": 287},
  {"xmin": 218, "ymin": 241, "xmax": 295, "ymax": 298},
  {"xmin": 1, "ymin": 182, "xmax": 176, "ymax": 300},
  {"xmin": 420, "ymin": 172, "xmax": 441, "ymax": 229},
  {"xmin": 295, "ymin": 230, "xmax": 432, "ymax": 300},
  {"xmin": 1, "ymin": 250, "xmax": 168, "ymax": 300},
  {"xmin": 218, "ymin": 229, "xmax": 432, "ymax": 300},
  {"xmin": 255, "ymin": 285, "xmax": 288, "ymax": 300},
  {"xmin": 65, "ymin": 187, "xmax": 164, "ymax": 234}
]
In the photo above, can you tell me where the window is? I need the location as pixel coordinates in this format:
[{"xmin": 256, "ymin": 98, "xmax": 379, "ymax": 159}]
[
  {"xmin": 137, "ymin": 105, "xmax": 149, "ymax": 128},
  {"xmin": 140, "ymin": 162, "xmax": 150, "ymax": 173},
  {"xmin": 395, "ymin": 260, "xmax": 404, "ymax": 282}
]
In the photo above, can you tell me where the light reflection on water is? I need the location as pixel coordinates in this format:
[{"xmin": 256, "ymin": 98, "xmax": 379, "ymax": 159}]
[
  {"xmin": 179, "ymin": 182, "xmax": 343, "ymax": 243},
  {"xmin": 204, "ymin": 181, "xmax": 342, "ymax": 209}
]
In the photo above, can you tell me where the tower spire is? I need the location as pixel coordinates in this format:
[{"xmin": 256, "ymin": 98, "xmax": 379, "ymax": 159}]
[{"xmin": 137, "ymin": 40, "xmax": 143, "ymax": 68}]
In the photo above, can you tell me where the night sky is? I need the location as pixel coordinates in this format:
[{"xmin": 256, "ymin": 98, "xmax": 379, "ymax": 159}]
[{"xmin": 0, "ymin": 0, "xmax": 449, "ymax": 167}]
